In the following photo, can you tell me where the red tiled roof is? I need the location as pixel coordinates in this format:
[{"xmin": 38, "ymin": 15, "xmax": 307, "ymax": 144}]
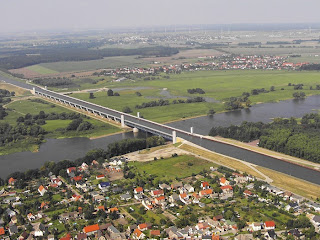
[
  {"xmin": 264, "ymin": 221, "xmax": 275, "ymax": 228},
  {"xmin": 150, "ymin": 230, "xmax": 160, "ymax": 236},
  {"xmin": 135, "ymin": 187, "xmax": 143, "ymax": 193},
  {"xmin": 96, "ymin": 174, "xmax": 104, "ymax": 179},
  {"xmin": 134, "ymin": 229, "xmax": 143, "ymax": 237},
  {"xmin": 108, "ymin": 207, "xmax": 118, "ymax": 212},
  {"xmin": 220, "ymin": 185, "xmax": 233, "ymax": 190},
  {"xmin": 202, "ymin": 181, "xmax": 209, "ymax": 187},
  {"xmin": 83, "ymin": 224, "xmax": 100, "ymax": 233},
  {"xmin": 200, "ymin": 189, "xmax": 213, "ymax": 195},
  {"xmin": 156, "ymin": 196, "xmax": 165, "ymax": 201},
  {"xmin": 73, "ymin": 176, "xmax": 82, "ymax": 182},
  {"xmin": 0, "ymin": 227, "xmax": 4, "ymax": 235},
  {"xmin": 38, "ymin": 185, "xmax": 45, "ymax": 192},
  {"xmin": 152, "ymin": 189, "xmax": 164, "ymax": 196},
  {"xmin": 8, "ymin": 177, "xmax": 16, "ymax": 184},
  {"xmin": 138, "ymin": 223, "xmax": 147, "ymax": 230}
]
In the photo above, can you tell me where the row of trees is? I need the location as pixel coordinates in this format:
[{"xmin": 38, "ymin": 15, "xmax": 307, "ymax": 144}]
[
  {"xmin": 135, "ymin": 97, "xmax": 206, "ymax": 110},
  {"xmin": 0, "ymin": 46, "xmax": 179, "ymax": 69},
  {"xmin": 187, "ymin": 88, "xmax": 205, "ymax": 94},
  {"xmin": 209, "ymin": 113, "xmax": 320, "ymax": 163}
]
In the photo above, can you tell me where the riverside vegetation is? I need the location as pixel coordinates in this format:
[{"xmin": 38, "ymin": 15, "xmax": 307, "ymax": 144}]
[{"xmin": 209, "ymin": 113, "xmax": 320, "ymax": 163}]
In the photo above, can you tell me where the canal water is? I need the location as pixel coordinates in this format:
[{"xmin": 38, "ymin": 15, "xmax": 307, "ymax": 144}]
[{"xmin": 0, "ymin": 95, "xmax": 319, "ymax": 179}]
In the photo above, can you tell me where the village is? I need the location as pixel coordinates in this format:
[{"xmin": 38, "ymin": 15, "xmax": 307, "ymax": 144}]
[
  {"xmin": 0, "ymin": 151, "xmax": 319, "ymax": 240},
  {"xmin": 96, "ymin": 55, "xmax": 308, "ymax": 79}
]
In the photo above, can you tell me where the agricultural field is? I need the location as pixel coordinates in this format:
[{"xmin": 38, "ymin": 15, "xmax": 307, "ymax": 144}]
[
  {"xmin": 27, "ymin": 65, "xmax": 58, "ymax": 74},
  {"xmin": 0, "ymin": 83, "xmax": 29, "ymax": 96},
  {"xmin": 129, "ymin": 155, "xmax": 217, "ymax": 181},
  {"xmin": 72, "ymin": 70, "xmax": 320, "ymax": 122}
]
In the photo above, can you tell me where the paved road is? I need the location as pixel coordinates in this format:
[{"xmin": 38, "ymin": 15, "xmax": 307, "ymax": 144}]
[{"xmin": 2, "ymin": 75, "xmax": 320, "ymax": 185}]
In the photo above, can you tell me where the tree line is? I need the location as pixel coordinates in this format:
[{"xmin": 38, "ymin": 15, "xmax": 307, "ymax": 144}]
[
  {"xmin": 135, "ymin": 97, "xmax": 206, "ymax": 109},
  {"xmin": 187, "ymin": 88, "xmax": 205, "ymax": 94},
  {"xmin": 209, "ymin": 113, "xmax": 320, "ymax": 163},
  {"xmin": 0, "ymin": 46, "xmax": 179, "ymax": 70}
]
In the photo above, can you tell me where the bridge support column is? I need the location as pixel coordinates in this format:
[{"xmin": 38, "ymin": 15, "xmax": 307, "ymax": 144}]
[
  {"xmin": 190, "ymin": 127, "xmax": 194, "ymax": 135},
  {"xmin": 44, "ymin": 86, "xmax": 47, "ymax": 90},
  {"xmin": 31, "ymin": 87, "xmax": 36, "ymax": 95},
  {"xmin": 121, "ymin": 115, "xmax": 125, "ymax": 127},
  {"xmin": 137, "ymin": 112, "xmax": 140, "ymax": 118},
  {"xmin": 172, "ymin": 131, "xmax": 177, "ymax": 144},
  {"xmin": 133, "ymin": 127, "xmax": 139, "ymax": 133}
]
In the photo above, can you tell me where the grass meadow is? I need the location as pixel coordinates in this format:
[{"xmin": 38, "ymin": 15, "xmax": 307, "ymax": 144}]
[
  {"xmin": 129, "ymin": 155, "xmax": 216, "ymax": 181},
  {"xmin": 72, "ymin": 70, "xmax": 320, "ymax": 122}
]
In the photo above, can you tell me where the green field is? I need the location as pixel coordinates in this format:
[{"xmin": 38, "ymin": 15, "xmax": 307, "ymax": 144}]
[
  {"xmin": 71, "ymin": 70, "xmax": 320, "ymax": 122},
  {"xmin": 1, "ymin": 98, "xmax": 121, "ymax": 138},
  {"xmin": 129, "ymin": 155, "xmax": 216, "ymax": 181},
  {"xmin": 27, "ymin": 65, "xmax": 58, "ymax": 74},
  {"xmin": 38, "ymin": 56, "xmax": 147, "ymax": 72}
]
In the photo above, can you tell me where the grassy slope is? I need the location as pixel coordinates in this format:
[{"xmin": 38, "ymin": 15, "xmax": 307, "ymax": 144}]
[
  {"xmin": 72, "ymin": 70, "xmax": 320, "ymax": 123},
  {"xmin": 129, "ymin": 155, "xmax": 217, "ymax": 181}
]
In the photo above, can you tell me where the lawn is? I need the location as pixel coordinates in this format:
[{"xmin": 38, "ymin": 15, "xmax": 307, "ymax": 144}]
[
  {"xmin": 71, "ymin": 70, "xmax": 320, "ymax": 123},
  {"xmin": 129, "ymin": 155, "xmax": 216, "ymax": 180}
]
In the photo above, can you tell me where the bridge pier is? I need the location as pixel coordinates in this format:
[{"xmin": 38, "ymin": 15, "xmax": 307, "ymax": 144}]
[
  {"xmin": 190, "ymin": 127, "xmax": 194, "ymax": 135},
  {"xmin": 121, "ymin": 115, "xmax": 125, "ymax": 127},
  {"xmin": 172, "ymin": 131, "xmax": 177, "ymax": 144},
  {"xmin": 137, "ymin": 112, "xmax": 140, "ymax": 118},
  {"xmin": 133, "ymin": 127, "xmax": 139, "ymax": 133},
  {"xmin": 31, "ymin": 87, "xmax": 36, "ymax": 95}
]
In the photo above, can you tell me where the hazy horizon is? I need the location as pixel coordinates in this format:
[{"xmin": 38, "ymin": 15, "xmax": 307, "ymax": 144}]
[{"xmin": 1, "ymin": 0, "xmax": 320, "ymax": 34}]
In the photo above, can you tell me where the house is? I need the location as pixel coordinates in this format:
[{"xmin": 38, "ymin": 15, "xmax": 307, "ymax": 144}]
[
  {"xmin": 150, "ymin": 230, "xmax": 161, "ymax": 237},
  {"xmin": 72, "ymin": 195, "xmax": 81, "ymax": 201},
  {"xmin": 133, "ymin": 229, "xmax": 145, "ymax": 239},
  {"xmin": 108, "ymin": 207, "xmax": 119, "ymax": 213},
  {"xmin": 169, "ymin": 193, "xmax": 180, "ymax": 203},
  {"xmin": 96, "ymin": 174, "xmax": 105, "ymax": 180},
  {"xmin": 81, "ymin": 162, "xmax": 89, "ymax": 171},
  {"xmin": 285, "ymin": 202, "xmax": 299, "ymax": 212},
  {"xmin": 243, "ymin": 190, "xmax": 253, "ymax": 197},
  {"xmin": 220, "ymin": 185, "xmax": 233, "ymax": 194},
  {"xmin": 67, "ymin": 167, "xmax": 76, "ymax": 175},
  {"xmin": 38, "ymin": 185, "xmax": 47, "ymax": 196},
  {"xmin": 73, "ymin": 176, "xmax": 83, "ymax": 182},
  {"xmin": 184, "ymin": 184, "xmax": 194, "ymax": 193},
  {"xmin": 76, "ymin": 233, "xmax": 87, "ymax": 240},
  {"xmin": 8, "ymin": 177, "xmax": 16, "ymax": 185},
  {"xmin": 201, "ymin": 181, "xmax": 210, "ymax": 189},
  {"xmin": 0, "ymin": 227, "xmax": 5, "ymax": 236},
  {"xmin": 265, "ymin": 230, "xmax": 277, "ymax": 239},
  {"xmin": 138, "ymin": 223, "xmax": 148, "ymax": 231},
  {"xmin": 288, "ymin": 229, "xmax": 302, "ymax": 239},
  {"xmin": 196, "ymin": 222, "xmax": 210, "ymax": 230},
  {"xmin": 19, "ymin": 232, "xmax": 29, "ymax": 240},
  {"xmin": 151, "ymin": 189, "xmax": 164, "ymax": 197},
  {"xmin": 51, "ymin": 178, "xmax": 62, "ymax": 186},
  {"xmin": 120, "ymin": 194, "xmax": 132, "ymax": 201},
  {"xmin": 264, "ymin": 221, "xmax": 275, "ymax": 230},
  {"xmin": 213, "ymin": 215, "xmax": 223, "ymax": 221},
  {"xmin": 312, "ymin": 215, "xmax": 320, "ymax": 226},
  {"xmin": 159, "ymin": 183, "xmax": 171, "ymax": 190},
  {"xmin": 40, "ymin": 201, "xmax": 50, "ymax": 210},
  {"xmin": 33, "ymin": 222, "xmax": 46, "ymax": 237},
  {"xmin": 134, "ymin": 193, "xmax": 144, "ymax": 200},
  {"xmin": 171, "ymin": 182, "xmax": 183, "ymax": 190},
  {"xmin": 179, "ymin": 192, "xmax": 190, "ymax": 204},
  {"xmin": 250, "ymin": 222, "xmax": 261, "ymax": 231},
  {"xmin": 9, "ymin": 224, "xmax": 18, "ymax": 235},
  {"xmin": 98, "ymin": 182, "xmax": 110, "ymax": 190},
  {"xmin": 219, "ymin": 178, "xmax": 229, "ymax": 186},
  {"xmin": 155, "ymin": 195, "xmax": 165, "ymax": 205},
  {"xmin": 27, "ymin": 213, "xmax": 36, "ymax": 222},
  {"xmin": 134, "ymin": 187, "xmax": 143, "ymax": 194},
  {"xmin": 83, "ymin": 224, "xmax": 100, "ymax": 235},
  {"xmin": 48, "ymin": 234, "xmax": 55, "ymax": 240},
  {"xmin": 199, "ymin": 188, "xmax": 213, "ymax": 197}
]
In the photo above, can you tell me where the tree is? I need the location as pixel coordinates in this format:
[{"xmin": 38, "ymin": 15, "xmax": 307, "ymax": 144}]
[
  {"xmin": 135, "ymin": 92, "xmax": 142, "ymax": 97},
  {"xmin": 122, "ymin": 106, "xmax": 132, "ymax": 113},
  {"xmin": 89, "ymin": 93, "xmax": 95, "ymax": 99},
  {"xmin": 270, "ymin": 86, "xmax": 275, "ymax": 91},
  {"xmin": 114, "ymin": 92, "xmax": 120, "ymax": 96},
  {"xmin": 107, "ymin": 89, "xmax": 114, "ymax": 96},
  {"xmin": 207, "ymin": 109, "xmax": 216, "ymax": 116}
]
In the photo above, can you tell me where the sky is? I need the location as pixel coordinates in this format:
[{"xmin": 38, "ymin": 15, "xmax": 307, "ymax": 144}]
[{"xmin": 1, "ymin": 0, "xmax": 320, "ymax": 33}]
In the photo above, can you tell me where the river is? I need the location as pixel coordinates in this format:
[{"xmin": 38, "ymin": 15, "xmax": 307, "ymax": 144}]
[{"xmin": 1, "ymin": 75, "xmax": 320, "ymax": 181}]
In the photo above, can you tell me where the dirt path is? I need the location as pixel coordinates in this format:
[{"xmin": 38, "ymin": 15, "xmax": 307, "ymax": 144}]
[{"xmin": 125, "ymin": 145, "xmax": 190, "ymax": 162}]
